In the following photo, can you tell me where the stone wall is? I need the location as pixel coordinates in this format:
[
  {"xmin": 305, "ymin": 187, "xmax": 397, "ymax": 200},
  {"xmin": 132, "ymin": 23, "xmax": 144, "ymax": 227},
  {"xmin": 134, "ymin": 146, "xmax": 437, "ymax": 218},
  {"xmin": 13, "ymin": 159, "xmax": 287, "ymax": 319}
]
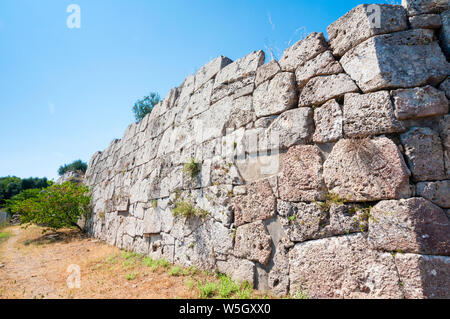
[{"xmin": 84, "ymin": 0, "xmax": 450, "ymax": 298}]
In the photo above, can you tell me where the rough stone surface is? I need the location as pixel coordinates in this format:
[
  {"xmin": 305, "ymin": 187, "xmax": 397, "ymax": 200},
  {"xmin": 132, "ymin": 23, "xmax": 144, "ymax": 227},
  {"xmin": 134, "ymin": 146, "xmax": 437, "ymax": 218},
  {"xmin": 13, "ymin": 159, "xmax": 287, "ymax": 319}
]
[
  {"xmin": 216, "ymin": 256, "xmax": 255, "ymax": 284},
  {"xmin": 402, "ymin": 0, "xmax": 449, "ymax": 16},
  {"xmin": 253, "ymin": 72, "xmax": 297, "ymax": 117},
  {"xmin": 323, "ymin": 137, "xmax": 411, "ymax": 201},
  {"xmin": 392, "ymin": 85, "xmax": 448, "ymax": 120},
  {"xmin": 194, "ymin": 56, "xmax": 232, "ymax": 92},
  {"xmin": 289, "ymin": 233, "xmax": 404, "ymax": 299},
  {"xmin": 441, "ymin": 10, "xmax": 450, "ymax": 58},
  {"xmin": 369, "ymin": 198, "xmax": 450, "ymax": 256},
  {"xmin": 278, "ymin": 145, "xmax": 326, "ymax": 202},
  {"xmin": 255, "ymin": 60, "xmax": 281, "ymax": 87},
  {"xmin": 341, "ymin": 29, "xmax": 450, "ymax": 93},
  {"xmin": 232, "ymin": 179, "xmax": 276, "ymax": 227},
  {"xmin": 265, "ymin": 107, "xmax": 314, "ymax": 150},
  {"xmin": 400, "ymin": 127, "xmax": 446, "ymax": 181},
  {"xmin": 278, "ymin": 32, "xmax": 328, "ymax": 72},
  {"xmin": 328, "ymin": 4, "xmax": 408, "ymax": 57},
  {"xmin": 409, "ymin": 13, "xmax": 442, "ymax": 28},
  {"xmin": 416, "ymin": 180, "xmax": 450, "ymax": 208},
  {"xmin": 234, "ymin": 221, "xmax": 272, "ymax": 265},
  {"xmin": 295, "ymin": 51, "xmax": 343, "ymax": 88},
  {"xmin": 440, "ymin": 77, "xmax": 450, "ymax": 99},
  {"xmin": 313, "ymin": 99, "xmax": 343, "ymax": 143},
  {"xmin": 395, "ymin": 253, "xmax": 450, "ymax": 299},
  {"xmin": 343, "ymin": 91, "xmax": 405, "ymax": 137},
  {"xmin": 298, "ymin": 74, "xmax": 359, "ymax": 108},
  {"xmin": 439, "ymin": 115, "xmax": 450, "ymax": 176},
  {"xmin": 267, "ymin": 237, "xmax": 293, "ymax": 296}
]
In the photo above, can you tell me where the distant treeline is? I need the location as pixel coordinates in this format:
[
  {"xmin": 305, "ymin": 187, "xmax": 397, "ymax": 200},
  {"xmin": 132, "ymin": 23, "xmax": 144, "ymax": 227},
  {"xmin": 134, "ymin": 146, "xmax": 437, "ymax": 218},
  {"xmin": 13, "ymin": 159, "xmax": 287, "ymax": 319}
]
[{"xmin": 0, "ymin": 176, "xmax": 51, "ymax": 206}]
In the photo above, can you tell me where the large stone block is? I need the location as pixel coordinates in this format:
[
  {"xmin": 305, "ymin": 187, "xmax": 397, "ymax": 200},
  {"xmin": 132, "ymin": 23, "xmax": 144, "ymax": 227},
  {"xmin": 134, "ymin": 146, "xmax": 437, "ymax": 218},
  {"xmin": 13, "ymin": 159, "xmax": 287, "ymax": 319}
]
[
  {"xmin": 225, "ymin": 95, "xmax": 255, "ymax": 131},
  {"xmin": 439, "ymin": 115, "xmax": 450, "ymax": 176},
  {"xmin": 278, "ymin": 201, "xmax": 368, "ymax": 243},
  {"xmin": 264, "ymin": 107, "xmax": 314, "ymax": 150},
  {"xmin": 441, "ymin": 10, "xmax": 450, "ymax": 58},
  {"xmin": 416, "ymin": 180, "xmax": 450, "ymax": 208},
  {"xmin": 289, "ymin": 233, "xmax": 404, "ymax": 299},
  {"xmin": 234, "ymin": 221, "xmax": 272, "ymax": 265},
  {"xmin": 328, "ymin": 4, "xmax": 408, "ymax": 57},
  {"xmin": 267, "ymin": 236, "xmax": 293, "ymax": 296},
  {"xmin": 409, "ymin": 13, "xmax": 442, "ymax": 28},
  {"xmin": 343, "ymin": 91, "xmax": 405, "ymax": 137},
  {"xmin": 439, "ymin": 77, "xmax": 450, "ymax": 99},
  {"xmin": 255, "ymin": 60, "xmax": 281, "ymax": 87},
  {"xmin": 278, "ymin": 145, "xmax": 326, "ymax": 202},
  {"xmin": 194, "ymin": 56, "xmax": 232, "ymax": 92},
  {"xmin": 232, "ymin": 179, "xmax": 276, "ymax": 227},
  {"xmin": 400, "ymin": 127, "xmax": 446, "ymax": 181},
  {"xmin": 395, "ymin": 253, "xmax": 450, "ymax": 299},
  {"xmin": 216, "ymin": 256, "xmax": 256, "ymax": 285},
  {"xmin": 313, "ymin": 99, "xmax": 343, "ymax": 143},
  {"xmin": 278, "ymin": 32, "xmax": 328, "ymax": 72},
  {"xmin": 323, "ymin": 137, "xmax": 411, "ymax": 201},
  {"xmin": 298, "ymin": 74, "xmax": 359, "ymax": 108},
  {"xmin": 341, "ymin": 29, "xmax": 450, "ymax": 93},
  {"xmin": 253, "ymin": 72, "xmax": 297, "ymax": 118},
  {"xmin": 402, "ymin": 0, "xmax": 449, "ymax": 16},
  {"xmin": 392, "ymin": 85, "xmax": 448, "ymax": 120},
  {"xmin": 369, "ymin": 198, "xmax": 450, "ymax": 255},
  {"xmin": 295, "ymin": 51, "xmax": 343, "ymax": 88}
]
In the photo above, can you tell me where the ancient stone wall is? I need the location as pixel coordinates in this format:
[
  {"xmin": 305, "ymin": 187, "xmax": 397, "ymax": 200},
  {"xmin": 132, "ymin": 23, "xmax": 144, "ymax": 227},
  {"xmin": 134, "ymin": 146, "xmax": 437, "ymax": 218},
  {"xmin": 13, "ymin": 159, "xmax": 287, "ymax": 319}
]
[{"xmin": 85, "ymin": 0, "xmax": 450, "ymax": 298}]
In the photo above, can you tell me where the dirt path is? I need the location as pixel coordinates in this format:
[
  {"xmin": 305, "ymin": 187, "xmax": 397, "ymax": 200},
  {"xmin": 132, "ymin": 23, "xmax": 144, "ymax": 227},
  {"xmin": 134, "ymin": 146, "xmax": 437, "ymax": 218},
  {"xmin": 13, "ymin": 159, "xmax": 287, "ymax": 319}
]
[{"xmin": 0, "ymin": 226, "xmax": 214, "ymax": 299}]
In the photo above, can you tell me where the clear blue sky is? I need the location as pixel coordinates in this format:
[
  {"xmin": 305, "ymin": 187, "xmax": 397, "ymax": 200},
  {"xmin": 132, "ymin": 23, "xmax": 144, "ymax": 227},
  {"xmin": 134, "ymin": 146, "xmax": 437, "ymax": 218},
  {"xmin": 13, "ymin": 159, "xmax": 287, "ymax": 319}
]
[{"xmin": 0, "ymin": 0, "xmax": 392, "ymax": 180}]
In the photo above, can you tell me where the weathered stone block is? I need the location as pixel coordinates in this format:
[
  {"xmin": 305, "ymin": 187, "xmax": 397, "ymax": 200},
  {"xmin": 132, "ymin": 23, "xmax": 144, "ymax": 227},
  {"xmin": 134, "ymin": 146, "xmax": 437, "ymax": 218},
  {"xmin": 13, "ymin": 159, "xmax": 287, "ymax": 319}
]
[
  {"xmin": 225, "ymin": 95, "xmax": 255, "ymax": 131},
  {"xmin": 253, "ymin": 72, "xmax": 297, "ymax": 117},
  {"xmin": 440, "ymin": 77, "xmax": 450, "ymax": 99},
  {"xmin": 392, "ymin": 85, "xmax": 448, "ymax": 120},
  {"xmin": 298, "ymin": 74, "xmax": 359, "ymax": 108},
  {"xmin": 400, "ymin": 127, "xmax": 446, "ymax": 181},
  {"xmin": 402, "ymin": 0, "xmax": 449, "ymax": 16},
  {"xmin": 194, "ymin": 56, "xmax": 232, "ymax": 92},
  {"xmin": 255, "ymin": 60, "xmax": 281, "ymax": 87},
  {"xmin": 439, "ymin": 115, "xmax": 450, "ymax": 176},
  {"xmin": 216, "ymin": 256, "xmax": 255, "ymax": 285},
  {"xmin": 268, "ymin": 237, "xmax": 293, "ymax": 296},
  {"xmin": 278, "ymin": 32, "xmax": 328, "ymax": 72},
  {"xmin": 289, "ymin": 233, "xmax": 404, "ymax": 299},
  {"xmin": 313, "ymin": 99, "xmax": 343, "ymax": 143},
  {"xmin": 278, "ymin": 145, "xmax": 326, "ymax": 202},
  {"xmin": 395, "ymin": 253, "xmax": 450, "ymax": 299},
  {"xmin": 264, "ymin": 107, "xmax": 314, "ymax": 150},
  {"xmin": 416, "ymin": 180, "xmax": 450, "ymax": 208},
  {"xmin": 328, "ymin": 4, "xmax": 408, "ymax": 57},
  {"xmin": 369, "ymin": 198, "xmax": 450, "ymax": 255},
  {"xmin": 341, "ymin": 29, "xmax": 450, "ymax": 93},
  {"xmin": 441, "ymin": 10, "xmax": 450, "ymax": 58},
  {"xmin": 234, "ymin": 221, "xmax": 272, "ymax": 265},
  {"xmin": 343, "ymin": 91, "xmax": 405, "ymax": 137},
  {"xmin": 409, "ymin": 13, "xmax": 442, "ymax": 28},
  {"xmin": 323, "ymin": 137, "xmax": 411, "ymax": 201},
  {"xmin": 232, "ymin": 179, "xmax": 276, "ymax": 227},
  {"xmin": 295, "ymin": 51, "xmax": 343, "ymax": 88}
]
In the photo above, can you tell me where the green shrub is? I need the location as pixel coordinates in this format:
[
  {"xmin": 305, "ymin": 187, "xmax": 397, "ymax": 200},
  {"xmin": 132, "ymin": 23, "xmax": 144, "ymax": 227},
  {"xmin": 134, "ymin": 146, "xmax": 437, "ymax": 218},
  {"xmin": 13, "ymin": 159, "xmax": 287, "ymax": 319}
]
[
  {"xmin": 58, "ymin": 160, "xmax": 88, "ymax": 176},
  {"xmin": 132, "ymin": 92, "xmax": 160, "ymax": 122},
  {"xmin": 6, "ymin": 182, "xmax": 91, "ymax": 232},
  {"xmin": 172, "ymin": 200, "xmax": 209, "ymax": 219},
  {"xmin": 183, "ymin": 158, "xmax": 201, "ymax": 178}
]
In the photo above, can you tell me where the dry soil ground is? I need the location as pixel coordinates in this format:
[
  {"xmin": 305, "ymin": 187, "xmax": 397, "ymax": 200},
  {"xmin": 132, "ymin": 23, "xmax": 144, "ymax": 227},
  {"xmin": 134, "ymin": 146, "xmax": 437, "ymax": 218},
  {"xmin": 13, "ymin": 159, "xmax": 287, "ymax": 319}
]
[{"xmin": 0, "ymin": 225, "xmax": 266, "ymax": 299}]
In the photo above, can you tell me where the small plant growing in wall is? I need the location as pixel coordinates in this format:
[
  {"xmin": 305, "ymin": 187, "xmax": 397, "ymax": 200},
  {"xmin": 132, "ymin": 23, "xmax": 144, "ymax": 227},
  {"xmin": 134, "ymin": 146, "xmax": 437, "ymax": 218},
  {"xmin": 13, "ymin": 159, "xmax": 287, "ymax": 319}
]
[
  {"xmin": 151, "ymin": 199, "xmax": 158, "ymax": 209},
  {"xmin": 172, "ymin": 196, "xmax": 209, "ymax": 220},
  {"xmin": 183, "ymin": 158, "xmax": 201, "ymax": 178}
]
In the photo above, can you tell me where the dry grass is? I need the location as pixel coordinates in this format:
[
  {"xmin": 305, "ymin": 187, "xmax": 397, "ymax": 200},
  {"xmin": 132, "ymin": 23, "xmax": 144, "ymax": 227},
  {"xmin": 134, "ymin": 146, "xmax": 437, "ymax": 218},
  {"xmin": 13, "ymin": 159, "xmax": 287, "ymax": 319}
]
[{"xmin": 0, "ymin": 225, "xmax": 270, "ymax": 299}]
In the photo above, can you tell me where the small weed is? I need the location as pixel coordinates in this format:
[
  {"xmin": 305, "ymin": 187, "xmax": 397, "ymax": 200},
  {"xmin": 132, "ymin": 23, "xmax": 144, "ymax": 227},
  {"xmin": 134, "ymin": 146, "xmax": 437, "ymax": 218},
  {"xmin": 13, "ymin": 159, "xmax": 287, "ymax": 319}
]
[
  {"xmin": 185, "ymin": 278, "xmax": 195, "ymax": 289},
  {"xmin": 287, "ymin": 214, "xmax": 297, "ymax": 224},
  {"xmin": 169, "ymin": 266, "xmax": 182, "ymax": 276},
  {"xmin": 151, "ymin": 199, "xmax": 158, "ymax": 209},
  {"xmin": 172, "ymin": 199, "xmax": 209, "ymax": 220},
  {"xmin": 183, "ymin": 158, "xmax": 201, "ymax": 178},
  {"xmin": 125, "ymin": 273, "xmax": 138, "ymax": 281},
  {"xmin": 292, "ymin": 288, "xmax": 309, "ymax": 299},
  {"xmin": 198, "ymin": 281, "xmax": 219, "ymax": 299}
]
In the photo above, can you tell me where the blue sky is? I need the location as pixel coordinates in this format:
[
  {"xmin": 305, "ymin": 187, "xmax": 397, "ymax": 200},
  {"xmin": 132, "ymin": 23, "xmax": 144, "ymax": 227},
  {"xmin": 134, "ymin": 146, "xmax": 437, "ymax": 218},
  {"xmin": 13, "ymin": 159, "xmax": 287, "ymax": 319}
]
[{"xmin": 0, "ymin": 0, "xmax": 392, "ymax": 180}]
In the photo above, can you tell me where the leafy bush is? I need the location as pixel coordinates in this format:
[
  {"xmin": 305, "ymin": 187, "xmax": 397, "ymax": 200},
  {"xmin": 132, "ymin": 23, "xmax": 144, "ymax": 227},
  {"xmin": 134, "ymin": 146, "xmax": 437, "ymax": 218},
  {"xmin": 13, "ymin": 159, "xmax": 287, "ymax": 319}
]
[
  {"xmin": 58, "ymin": 160, "xmax": 88, "ymax": 176},
  {"xmin": 0, "ymin": 176, "xmax": 51, "ymax": 205},
  {"xmin": 183, "ymin": 158, "xmax": 201, "ymax": 178},
  {"xmin": 6, "ymin": 182, "xmax": 91, "ymax": 232},
  {"xmin": 132, "ymin": 92, "xmax": 160, "ymax": 122}
]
